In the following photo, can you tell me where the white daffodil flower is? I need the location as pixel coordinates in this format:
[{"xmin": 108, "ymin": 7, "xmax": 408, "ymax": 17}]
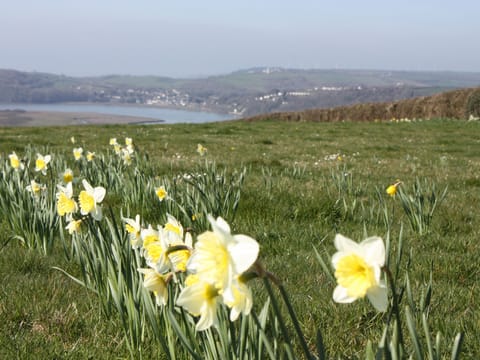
[
  {"xmin": 124, "ymin": 214, "xmax": 142, "ymax": 249},
  {"xmin": 9, "ymin": 152, "xmax": 24, "ymax": 170},
  {"xmin": 331, "ymin": 234, "xmax": 388, "ymax": 312},
  {"xmin": 187, "ymin": 216, "xmax": 259, "ymax": 295},
  {"xmin": 56, "ymin": 182, "xmax": 78, "ymax": 220},
  {"xmin": 73, "ymin": 147, "xmax": 83, "ymax": 161},
  {"xmin": 176, "ymin": 276, "xmax": 220, "ymax": 331},
  {"xmin": 78, "ymin": 179, "xmax": 106, "ymax": 221},
  {"xmin": 35, "ymin": 153, "xmax": 51, "ymax": 175},
  {"xmin": 138, "ymin": 268, "xmax": 168, "ymax": 306}
]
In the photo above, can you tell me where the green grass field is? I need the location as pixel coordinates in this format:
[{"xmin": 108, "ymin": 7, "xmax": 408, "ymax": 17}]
[{"xmin": 0, "ymin": 118, "xmax": 478, "ymax": 359}]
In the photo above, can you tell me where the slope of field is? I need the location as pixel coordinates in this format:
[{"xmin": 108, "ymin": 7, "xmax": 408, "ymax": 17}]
[{"xmin": 245, "ymin": 87, "xmax": 480, "ymax": 122}]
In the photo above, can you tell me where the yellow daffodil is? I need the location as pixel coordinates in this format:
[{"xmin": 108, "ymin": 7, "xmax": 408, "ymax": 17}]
[
  {"xmin": 138, "ymin": 268, "xmax": 169, "ymax": 306},
  {"xmin": 56, "ymin": 182, "xmax": 78, "ymax": 220},
  {"xmin": 197, "ymin": 143, "xmax": 207, "ymax": 156},
  {"xmin": 70, "ymin": 136, "xmax": 76, "ymax": 144},
  {"xmin": 109, "ymin": 138, "xmax": 118, "ymax": 146},
  {"xmin": 86, "ymin": 151, "xmax": 95, "ymax": 162},
  {"xmin": 66, "ymin": 219, "xmax": 82, "ymax": 234},
  {"xmin": 63, "ymin": 168, "xmax": 74, "ymax": 183},
  {"xmin": 35, "ymin": 153, "xmax": 51, "ymax": 175},
  {"xmin": 155, "ymin": 186, "xmax": 168, "ymax": 202},
  {"xmin": 26, "ymin": 180, "xmax": 44, "ymax": 196},
  {"xmin": 332, "ymin": 234, "xmax": 388, "ymax": 312},
  {"xmin": 176, "ymin": 277, "xmax": 220, "ymax": 331},
  {"xmin": 8, "ymin": 152, "xmax": 24, "ymax": 170},
  {"xmin": 124, "ymin": 214, "xmax": 142, "ymax": 248},
  {"xmin": 78, "ymin": 179, "xmax": 106, "ymax": 221},
  {"xmin": 386, "ymin": 181, "xmax": 401, "ymax": 196},
  {"xmin": 73, "ymin": 147, "xmax": 83, "ymax": 161},
  {"xmin": 188, "ymin": 216, "xmax": 259, "ymax": 294},
  {"xmin": 125, "ymin": 137, "xmax": 133, "ymax": 146}
]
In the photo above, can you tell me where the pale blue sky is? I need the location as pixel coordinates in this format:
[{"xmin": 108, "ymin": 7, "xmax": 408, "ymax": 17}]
[{"xmin": 1, "ymin": 1, "xmax": 479, "ymax": 77}]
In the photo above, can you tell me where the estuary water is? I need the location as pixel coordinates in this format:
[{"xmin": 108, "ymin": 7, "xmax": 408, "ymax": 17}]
[{"xmin": 0, "ymin": 103, "xmax": 234, "ymax": 124}]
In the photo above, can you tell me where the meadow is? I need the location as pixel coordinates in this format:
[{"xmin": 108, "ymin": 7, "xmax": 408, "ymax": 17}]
[{"xmin": 0, "ymin": 118, "xmax": 478, "ymax": 359}]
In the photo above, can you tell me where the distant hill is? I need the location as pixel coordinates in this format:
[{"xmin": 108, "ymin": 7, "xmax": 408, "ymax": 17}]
[
  {"xmin": 244, "ymin": 87, "xmax": 480, "ymax": 122},
  {"xmin": 1, "ymin": 68, "xmax": 480, "ymax": 116}
]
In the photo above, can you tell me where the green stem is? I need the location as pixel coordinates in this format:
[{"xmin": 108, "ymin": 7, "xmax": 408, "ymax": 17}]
[
  {"xmin": 262, "ymin": 277, "xmax": 295, "ymax": 359},
  {"xmin": 384, "ymin": 266, "xmax": 404, "ymax": 349}
]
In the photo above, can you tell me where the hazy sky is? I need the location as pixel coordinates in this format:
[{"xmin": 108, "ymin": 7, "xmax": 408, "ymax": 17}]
[{"xmin": 1, "ymin": 1, "xmax": 479, "ymax": 77}]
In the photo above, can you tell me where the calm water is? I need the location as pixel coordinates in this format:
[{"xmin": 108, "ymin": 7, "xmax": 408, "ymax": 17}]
[{"xmin": 0, "ymin": 103, "xmax": 234, "ymax": 124}]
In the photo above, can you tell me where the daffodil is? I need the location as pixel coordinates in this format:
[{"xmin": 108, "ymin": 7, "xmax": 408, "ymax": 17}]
[
  {"xmin": 155, "ymin": 186, "xmax": 168, "ymax": 201},
  {"xmin": 197, "ymin": 143, "xmax": 207, "ymax": 156},
  {"xmin": 66, "ymin": 219, "xmax": 82, "ymax": 234},
  {"xmin": 176, "ymin": 276, "xmax": 220, "ymax": 331},
  {"xmin": 161, "ymin": 214, "xmax": 192, "ymax": 272},
  {"xmin": 122, "ymin": 148, "xmax": 132, "ymax": 165},
  {"xmin": 386, "ymin": 181, "xmax": 401, "ymax": 197},
  {"xmin": 73, "ymin": 147, "xmax": 83, "ymax": 161},
  {"xmin": 223, "ymin": 277, "xmax": 253, "ymax": 321},
  {"xmin": 331, "ymin": 234, "xmax": 388, "ymax": 312},
  {"xmin": 141, "ymin": 225, "xmax": 169, "ymax": 273},
  {"xmin": 109, "ymin": 138, "xmax": 118, "ymax": 146},
  {"xmin": 124, "ymin": 214, "xmax": 142, "ymax": 248},
  {"xmin": 8, "ymin": 152, "xmax": 24, "ymax": 170},
  {"xmin": 187, "ymin": 216, "xmax": 259, "ymax": 295},
  {"xmin": 26, "ymin": 180, "xmax": 44, "ymax": 196},
  {"xmin": 138, "ymin": 268, "xmax": 169, "ymax": 306},
  {"xmin": 78, "ymin": 179, "xmax": 106, "ymax": 221},
  {"xmin": 86, "ymin": 151, "xmax": 95, "ymax": 162},
  {"xmin": 125, "ymin": 137, "xmax": 133, "ymax": 146},
  {"xmin": 63, "ymin": 168, "xmax": 74, "ymax": 183},
  {"xmin": 113, "ymin": 144, "xmax": 122, "ymax": 155},
  {"xmin": 35, "ymin": 153, "xmax": 51, "ymax": 175},
  {"xmin": 56, "ymin": 182, "xmax": 78, "ymax": 220},
  {"xmin": 70, "ymin": 136, "xmax": 76, "ymax": 144}
]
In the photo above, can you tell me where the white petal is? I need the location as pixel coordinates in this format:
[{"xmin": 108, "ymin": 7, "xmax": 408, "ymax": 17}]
[
  {"xmin": 366, "ymin": 284, "xmax": 389, "ymax": 312},
  {"xmin": 44, "ymin": 155, "xmax": 51, "ymax": 163},
  {"xmin": 93, "ymin": 187, "xmax": 106, "ymax": 203},
  {"xmin": 92, "ymin": 206, "xmax": 103, "ymax": 221},
  {"xmin": 230, "ymin": 235, "xmax": 259, "ymax": 274},
  {"xmin": 176, "ymin": 283, "xmax": 204, "ymax": 315},
  {"xmin": 196, "ymin": 304, "xmax": 216, "ymax": 331},
  {"xmin": 209, "ymin": 215, "xmax": 231, "ymax": 235},
  {"xmin": 361, "ymin": 236, "xmax": 386, "ymax": 267},
  {"xmin": 333, "ymin": 285, "xmax": 357, "ymax": 303},
  {"xmin": 334, "ymin": 234, "xmax": 361, "ymax": 253},
  {"xmin": 82, "ymin": 179, "xmax": 94, "ymax": 193}
]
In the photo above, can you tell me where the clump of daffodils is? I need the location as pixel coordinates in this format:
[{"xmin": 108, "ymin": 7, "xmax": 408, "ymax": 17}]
[
  {"xmin": 128, "ymin": 214, "xmax": 193, "ymax": 306},
  {"xmin": 109, "ymin": 137, "xmax": 135, "ymax": 165},
  {"xmin": 331, "ymin": 234, "xmax": 388, "ymax": 312},
  {"xmin": 178, "ymin": 215, "xmax": 259, "ymax": 330},
  {"xmin": 131, "ymin": 214, "xmax": 259, "ymax": 331}
]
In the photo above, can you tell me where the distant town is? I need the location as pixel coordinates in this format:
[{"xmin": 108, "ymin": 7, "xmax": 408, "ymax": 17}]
[{"xmin": 1, "ymin": 67, "xmax": 480, "ymax": 117}]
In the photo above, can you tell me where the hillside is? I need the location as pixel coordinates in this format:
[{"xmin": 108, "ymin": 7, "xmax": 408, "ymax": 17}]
[
  {"xmin": 1, "ymin": 68, "xmax": 480, "ymax": 117},
  {"xmin": 245, "ymin": 87, "xmax": 480, "ymax": 122}
]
